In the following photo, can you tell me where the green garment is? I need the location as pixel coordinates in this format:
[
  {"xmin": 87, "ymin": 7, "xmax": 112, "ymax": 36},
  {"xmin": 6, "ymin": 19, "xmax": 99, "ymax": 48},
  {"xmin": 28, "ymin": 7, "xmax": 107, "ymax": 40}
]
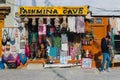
[
  {"xmin": 29, "ymin": 32, "xmax": 38, "ymax": 44},
  {"xmin": 54, "ymin": 37, "xmax": 61, "ymax": 48}
]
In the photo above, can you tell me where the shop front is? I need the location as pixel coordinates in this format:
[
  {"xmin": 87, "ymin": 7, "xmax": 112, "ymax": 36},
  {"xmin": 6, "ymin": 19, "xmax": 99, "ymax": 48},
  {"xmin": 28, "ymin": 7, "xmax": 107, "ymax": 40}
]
[
  {"xmin": 19, "ymin": 6, "xmax": 91, "ymax": 68},
  {"xmin": 1, "ymin": 6, "xmax": 109, "ymax": 69}
]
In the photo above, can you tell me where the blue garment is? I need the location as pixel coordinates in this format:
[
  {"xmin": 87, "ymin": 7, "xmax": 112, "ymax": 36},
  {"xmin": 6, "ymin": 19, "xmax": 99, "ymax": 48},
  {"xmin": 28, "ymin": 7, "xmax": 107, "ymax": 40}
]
[
  {"xmin": 0, "ymin": 61, "xmax": 5, "ymax": 70},
  {"xmin": 50, "ymin": 46, "xmax": 57, "ymax": 57},
  {"xmin": 19, "ymin": 53, "xmax": 27, "ymax": 65},
  {"xmin": 101, "ymin": 53, "xmax": 110, "ymax": 71}
]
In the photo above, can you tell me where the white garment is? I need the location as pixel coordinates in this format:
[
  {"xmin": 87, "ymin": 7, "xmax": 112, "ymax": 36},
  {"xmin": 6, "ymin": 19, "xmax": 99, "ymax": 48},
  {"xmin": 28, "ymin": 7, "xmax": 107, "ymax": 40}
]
[
  {"xmin": 116, "ymin": 18, "xmax": 120, "ymax": 31},
  {"xmin": 109, "ymin": 18, "xmax": 117, "ymax": 28},
  {"xmin": 61, "ymin": 43, "xmax": 68, "ymax": 51},
  {"xmin": 68, "ymin": 17, "xmax": 76, "ymax": 32}
]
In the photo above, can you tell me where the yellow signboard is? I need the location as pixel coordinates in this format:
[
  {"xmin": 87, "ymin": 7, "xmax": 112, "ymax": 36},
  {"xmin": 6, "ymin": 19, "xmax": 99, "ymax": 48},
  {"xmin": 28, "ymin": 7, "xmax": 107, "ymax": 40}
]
[{"xmin": 18, "ymin": 6, "xmax": 88, "ymax": 16}]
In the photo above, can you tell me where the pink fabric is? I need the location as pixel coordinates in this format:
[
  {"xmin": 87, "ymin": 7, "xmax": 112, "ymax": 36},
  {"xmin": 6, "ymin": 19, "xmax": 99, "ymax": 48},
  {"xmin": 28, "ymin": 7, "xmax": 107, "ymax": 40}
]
[
  {"xmin": 38, "ymin": 24, "xmax": 46, "ymax": 35},
  {"xmin": 70, "ymin": 46, "xmax": 77, "ymax": 59},
  {"xmin": 75, "ymin": 16, "xmax": 85, "ymax": 33},
  {"xmin": 25, "ymin": 44, "xmax": 30, "ymax": 58}
]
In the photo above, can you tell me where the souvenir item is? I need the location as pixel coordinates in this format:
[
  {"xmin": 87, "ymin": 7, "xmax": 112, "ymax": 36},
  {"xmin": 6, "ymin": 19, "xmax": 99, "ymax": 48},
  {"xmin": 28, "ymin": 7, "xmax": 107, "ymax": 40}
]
[
  {"xmin": 20, "ymin": 40, "xmax": 25, "ymax": 49},
  {"xmin": 6, "ymin": 28, "xmax": 10, "ymax": 42},
  {"xmin": 11, "ymin": 53, "xmax": 20, "ymax": 66},
  {"xmin": 2, "ymin": 53, "xmax": 11, "ymax": 63},
  {"xmin": 7, "ymin": 60, "xmax": 17, "ymax": 69},
  {"xmin": 18, "ymin": 26, "xmax": 23, "ymax": 33},
  {"xmin": 11, "ymin": 45, "xmax": 16, "ymax": 52},
  {"xmin": 2, "ymin": 29, "xmax": 7, "ymax": 46},
  {"xmin": 25, "ymin": 44, "xmax": 30, "ymax": 58},
  {"xmin": 15, "ymin": 28, "xmax": 19, "ymax": 38},
  {"xmin": 2, "ymin": 35, "xmax": 7, "ymax": 46},
  {"xmin": 38, "ymin": 24, "xmax": 46, "ymax": 35},
  {"xmin": 19, "ymin": 53, "xmax": 27, "ymax": 65},
  {"xmin": 32, "ymin": 18, "xmax": 36, "ymax": 26},
  {"xmin": 20, "ymin": 33, "xmax": 26, "ymax": 49},
  {"xmin": 10, "ymin": 28, "xmax": 15, "ymax": 45},
  {"xmin": 6, "ymin": 44, "xmax": 10, "ymax": 51}
]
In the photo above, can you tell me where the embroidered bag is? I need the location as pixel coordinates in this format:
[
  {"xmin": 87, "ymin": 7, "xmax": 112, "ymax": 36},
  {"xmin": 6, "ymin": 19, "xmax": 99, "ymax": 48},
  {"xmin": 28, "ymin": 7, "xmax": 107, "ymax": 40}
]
[{"xmin": 19, "ymin": 53, "xmax": 27, "ymax": 65}]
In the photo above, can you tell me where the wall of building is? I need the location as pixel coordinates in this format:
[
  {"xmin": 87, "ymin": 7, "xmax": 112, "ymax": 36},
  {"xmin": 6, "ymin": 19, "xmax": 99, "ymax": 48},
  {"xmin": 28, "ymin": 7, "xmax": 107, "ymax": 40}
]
[{"xmin": 0, "ymin": 0, "xmax": 14, "ymax": 27}]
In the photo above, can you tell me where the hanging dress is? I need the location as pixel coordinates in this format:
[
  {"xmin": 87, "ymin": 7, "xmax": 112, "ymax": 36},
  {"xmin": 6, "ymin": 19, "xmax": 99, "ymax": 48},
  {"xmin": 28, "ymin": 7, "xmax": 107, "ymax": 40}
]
[{"xmin": 75, "ymin": 16, "xmax": 85, "ymax": 33}]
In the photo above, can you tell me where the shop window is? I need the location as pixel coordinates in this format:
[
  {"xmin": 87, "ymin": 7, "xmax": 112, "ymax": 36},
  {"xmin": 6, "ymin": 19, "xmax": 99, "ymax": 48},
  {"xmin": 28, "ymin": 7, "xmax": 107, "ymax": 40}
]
[
  {"xmin": 0, "ymin": 0, "xmax": 6, "ymax": 3},
  {"xmin": 96, "ymin": 18, "xmax": 102, "ymax": 24},
  {"xmin": 89, "ymin": 18, "xmax": 94, "ymax": 24}
]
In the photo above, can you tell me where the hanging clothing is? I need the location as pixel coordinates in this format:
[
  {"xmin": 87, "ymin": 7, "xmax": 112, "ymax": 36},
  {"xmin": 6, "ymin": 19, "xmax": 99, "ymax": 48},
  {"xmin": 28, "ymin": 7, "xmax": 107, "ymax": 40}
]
[
  {"xmin": 25, "ymin": 44, "xmax": 30, "ymax": 58},
  {"xmin": 61, "ymin": 34, "xmax": 68, "ymax": 43},
  {"xmin": 61, "ymin": 27, "xmax": 68, "ymax": 34},
  {"xmin": 54, "ymin": 25, "xmax": 61, "ymax": 37},
  {"xmin": 61, "ymin": 43, "xmax": 68, "ymax": 51},
  {"xmin": 30, "ymin": 25, "xmax": 38, "ymax": 32},
  {"xmin": 68, "ymin": 17, "xmax": 76, "ymax": 32},
  {"xmin": 61, "ymin": 33, "xmax": 68, "ymax": 51},
  {"xmin": 109, "ymin": 18, "xmax": 117, "ymax": 28},
  {"xmin": 116, "ymin": 18, "xmax": 120, "ymax": 31},
  {"xmin": 49, "ymin": 46, "xmax": 58, "ymax": 57},
  {"xmin": 67, "ymin": 32, "xmax": 74, "ymax": 42},
  {"xmin": 54, "ymin": 37, "xmax": 61, "ymax": 48},
  {"xmin": 30, "ymin": 42, "xmax": 38, "ymax": 53},
  {"xmin": 29, "ymin": 32, "xmax": 38, "ymax": 44},
  {"xmin": 70, "ymin": 46, "xmax": 77, "ymax": 59},
  {"xmin": 75, "ymin": 16, "xmax": 85, "ymax": 33},
  {"xmin": 38, "ymin": 24, "xmax": 46, "ymax": 35}
]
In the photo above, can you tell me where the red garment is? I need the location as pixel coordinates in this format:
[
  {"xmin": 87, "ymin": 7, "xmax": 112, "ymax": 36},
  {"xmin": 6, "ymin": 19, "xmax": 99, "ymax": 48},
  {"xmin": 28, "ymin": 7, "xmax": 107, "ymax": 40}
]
[{"xmin": 25, "ymin": 44, "xmax": 30, "ymax": 58}]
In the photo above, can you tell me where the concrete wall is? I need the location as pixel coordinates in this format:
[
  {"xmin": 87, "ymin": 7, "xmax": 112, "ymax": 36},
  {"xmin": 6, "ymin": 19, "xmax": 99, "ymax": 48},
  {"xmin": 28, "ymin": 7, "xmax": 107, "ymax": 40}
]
[{"xmin": 0, "ymin": 0, "xmax": 14, "ymax": 27}]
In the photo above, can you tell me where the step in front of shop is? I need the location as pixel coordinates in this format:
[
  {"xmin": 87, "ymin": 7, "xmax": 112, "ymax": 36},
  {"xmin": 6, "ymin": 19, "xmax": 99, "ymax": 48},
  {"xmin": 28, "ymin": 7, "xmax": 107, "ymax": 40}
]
[{"xmin": 27, "ymin": 63, "xmax": 44, "ymax": 70}]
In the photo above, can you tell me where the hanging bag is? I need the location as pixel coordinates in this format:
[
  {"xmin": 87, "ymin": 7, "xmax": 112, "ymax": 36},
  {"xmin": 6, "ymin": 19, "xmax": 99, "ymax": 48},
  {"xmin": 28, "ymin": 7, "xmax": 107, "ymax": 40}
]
[
  {"xmin": 10, "ymin": 28, "xmax": 15, "ymax": 45},
  {"xmin": 19, "ymin": 53, "xmax": 27, "ymax": 65},
  {"xmin": 6, "ymin": 28, "xmax": 10, "ymax": 42},
  {"xmin": 20, "ymin": 33, "xmax": 26, "ymax": 49},
  {"xmin": 2, "ymin": 29, "xmax": 7, "ymax": 46}
]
